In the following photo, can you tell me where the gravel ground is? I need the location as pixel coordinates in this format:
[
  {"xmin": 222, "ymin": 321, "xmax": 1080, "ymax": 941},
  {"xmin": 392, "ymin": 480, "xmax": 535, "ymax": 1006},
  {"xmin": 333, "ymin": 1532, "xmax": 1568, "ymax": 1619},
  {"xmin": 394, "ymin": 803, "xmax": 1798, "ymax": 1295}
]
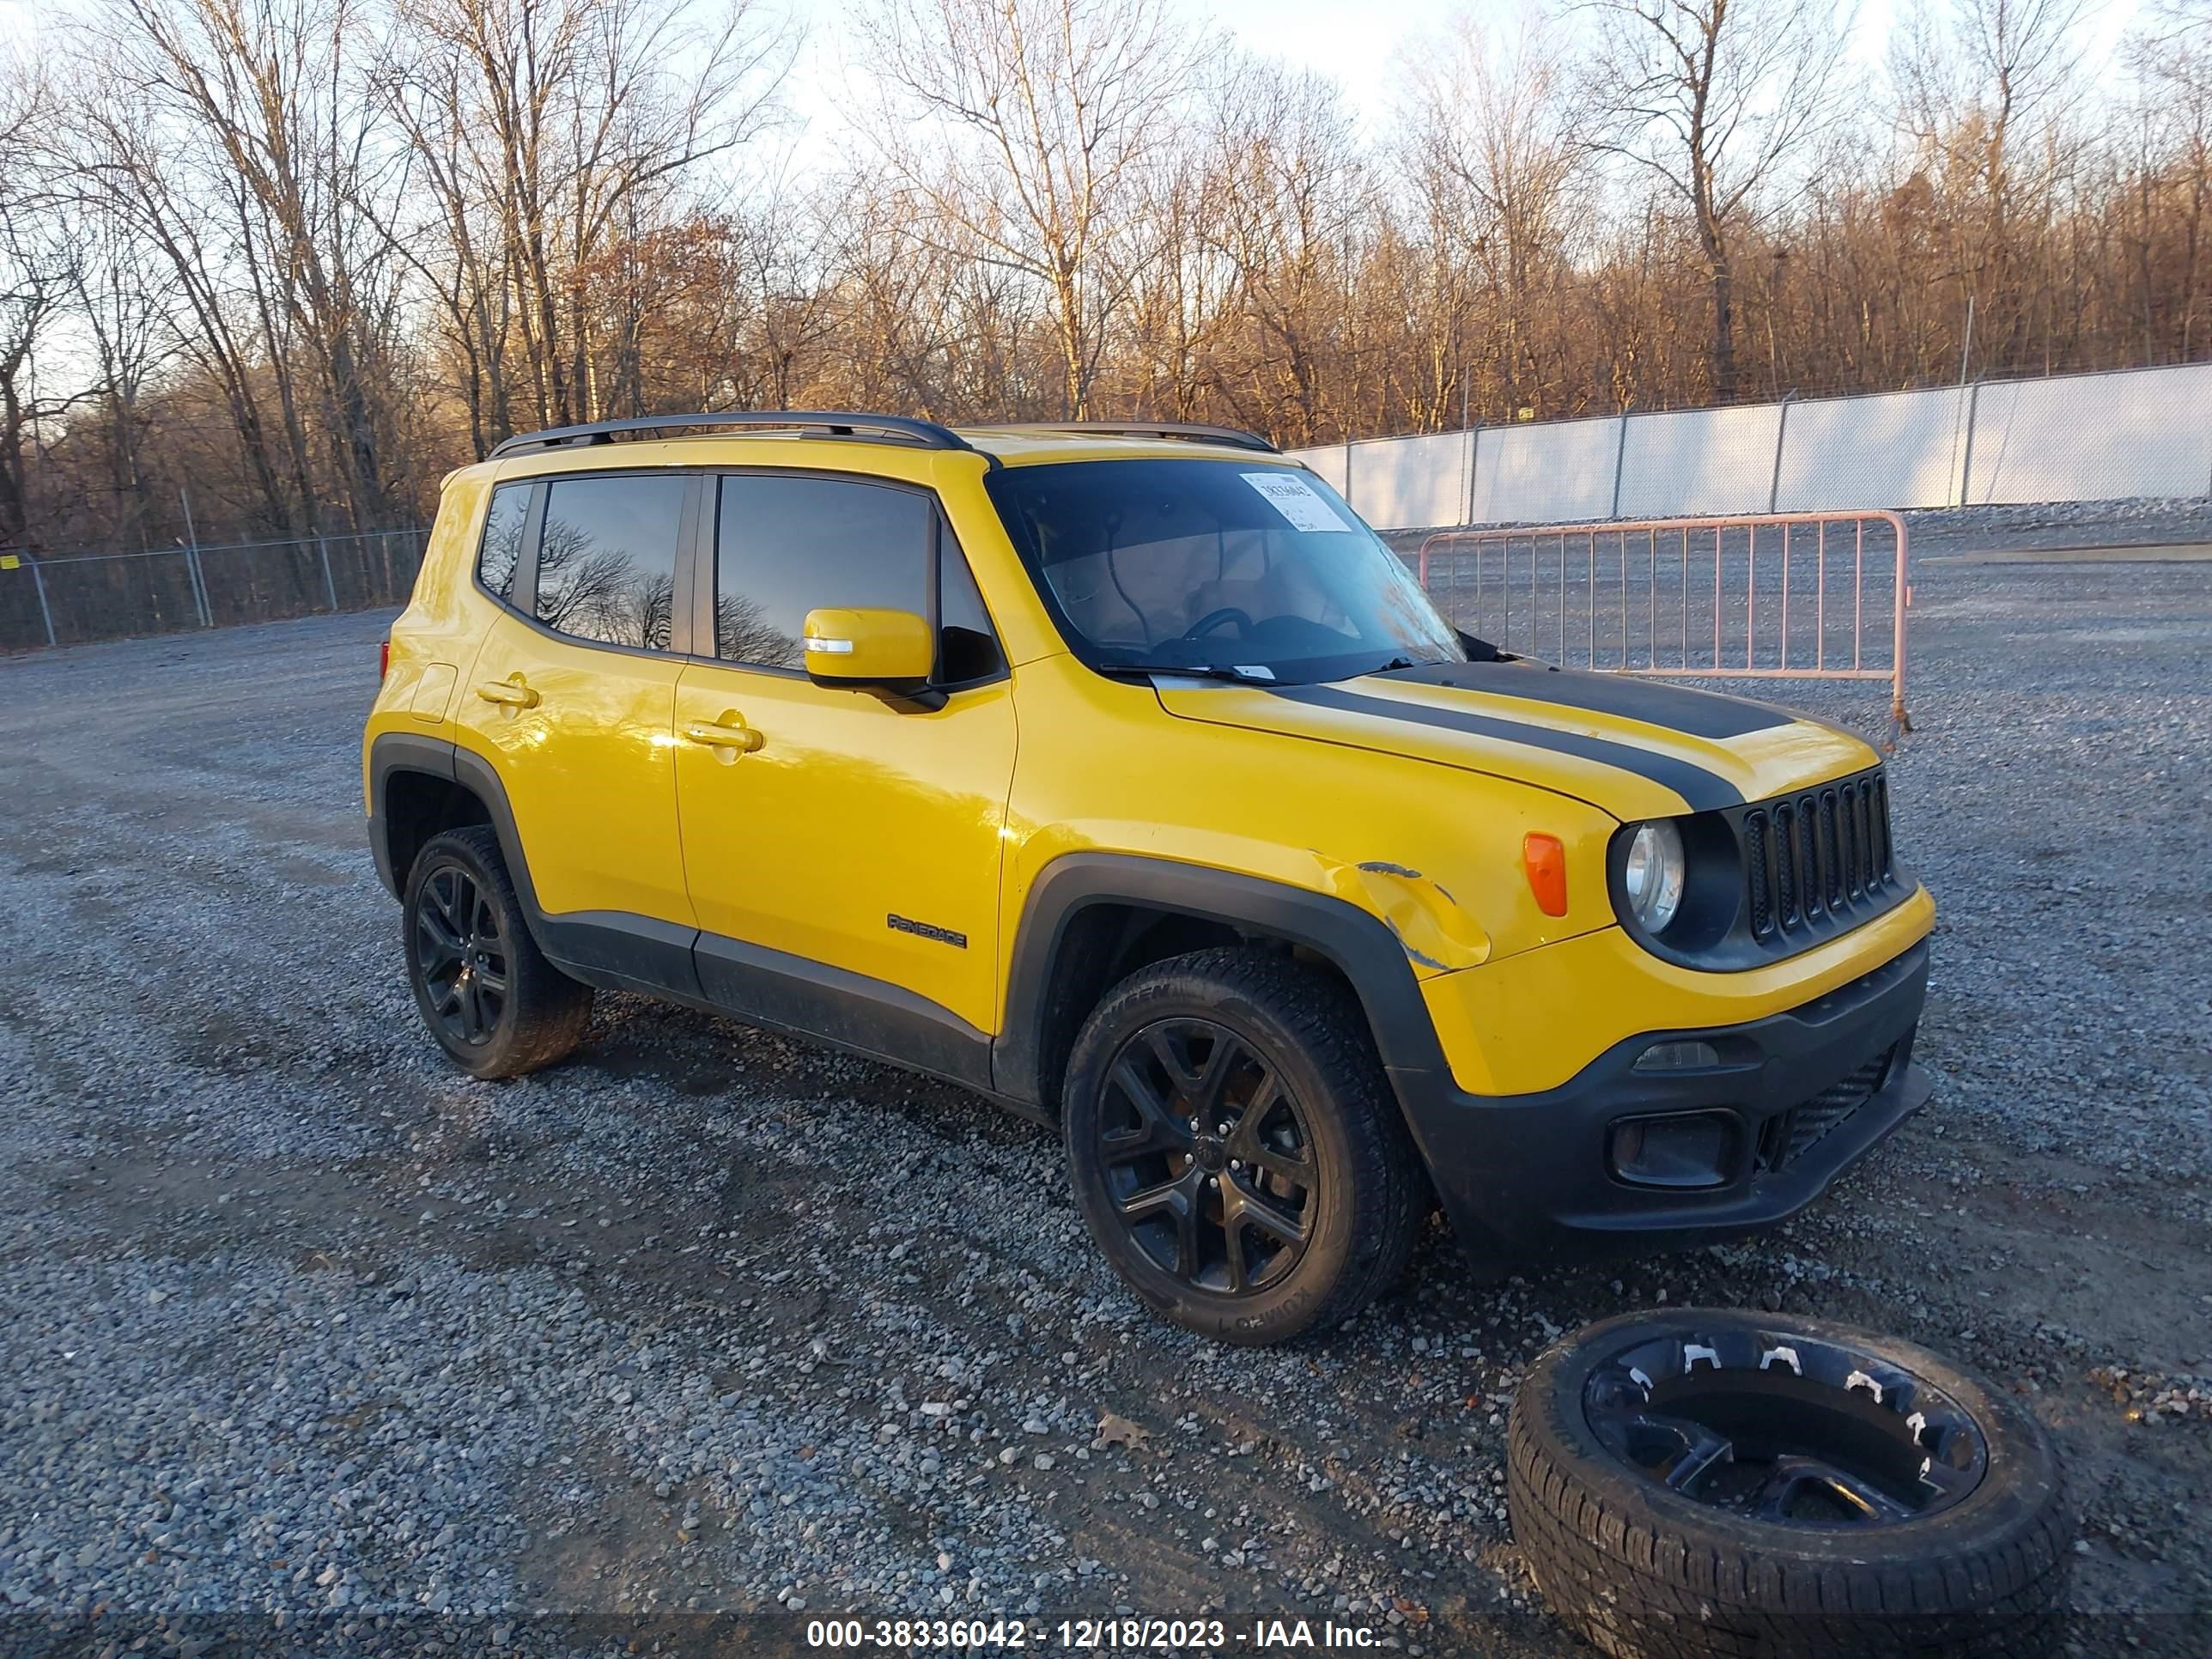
[
  {"xmin": 1899, "ymin": 497, "xmax": 2212, "ymax": 552},
  {"xmin": 1, "ymin": 522, "xmax": 2208, "ymax": 1658}
]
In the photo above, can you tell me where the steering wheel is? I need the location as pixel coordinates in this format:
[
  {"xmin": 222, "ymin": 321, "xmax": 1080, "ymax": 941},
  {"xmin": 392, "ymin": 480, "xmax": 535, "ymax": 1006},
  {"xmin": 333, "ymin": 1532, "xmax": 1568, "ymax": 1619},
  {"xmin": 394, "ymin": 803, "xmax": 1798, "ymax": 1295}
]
[{"xmin": 1181, "ymin": 606, "xmax": 1253, "ymax": 640}]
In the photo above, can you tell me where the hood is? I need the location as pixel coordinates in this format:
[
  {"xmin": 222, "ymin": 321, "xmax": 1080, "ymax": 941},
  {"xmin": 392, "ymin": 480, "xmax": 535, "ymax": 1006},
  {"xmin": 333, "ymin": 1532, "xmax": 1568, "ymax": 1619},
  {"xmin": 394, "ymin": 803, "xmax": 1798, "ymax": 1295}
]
[{"xmin": 1156, "ymin": 660, "xmax": 1876, "ymax": 823}]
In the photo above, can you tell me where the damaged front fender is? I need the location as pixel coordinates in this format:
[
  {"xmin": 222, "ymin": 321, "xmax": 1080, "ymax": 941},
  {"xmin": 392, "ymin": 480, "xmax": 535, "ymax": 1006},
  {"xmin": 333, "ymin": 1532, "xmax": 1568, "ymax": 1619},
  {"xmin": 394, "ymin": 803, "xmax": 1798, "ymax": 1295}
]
[{"xmin": 1320, "ymin": 857, "xmax": 1492, "ymax": 973}]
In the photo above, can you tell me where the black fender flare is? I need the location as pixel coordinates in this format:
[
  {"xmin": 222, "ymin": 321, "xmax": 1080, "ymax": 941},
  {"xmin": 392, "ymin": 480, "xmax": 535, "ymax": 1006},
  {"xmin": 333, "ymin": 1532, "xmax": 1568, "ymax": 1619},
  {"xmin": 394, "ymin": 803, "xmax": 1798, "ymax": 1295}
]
[
  {"xmin": 990, "ymin": 852, "xmax": 1455, "ymax": 1111},
  {"xmin": 366, "ymin": 733, "xmax": 547, "ymax": 934}
]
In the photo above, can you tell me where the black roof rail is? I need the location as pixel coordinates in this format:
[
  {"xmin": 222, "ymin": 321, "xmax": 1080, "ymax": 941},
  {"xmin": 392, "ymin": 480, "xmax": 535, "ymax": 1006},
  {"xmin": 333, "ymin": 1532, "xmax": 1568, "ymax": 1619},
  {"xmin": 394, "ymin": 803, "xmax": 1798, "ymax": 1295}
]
[
  {"xmin": 489, "ymin": 410, "xmax": 979, "ymax": 460},
  {"xmin": 992, "ymin": 421, "xmax": 1279, "ymax": 454}
]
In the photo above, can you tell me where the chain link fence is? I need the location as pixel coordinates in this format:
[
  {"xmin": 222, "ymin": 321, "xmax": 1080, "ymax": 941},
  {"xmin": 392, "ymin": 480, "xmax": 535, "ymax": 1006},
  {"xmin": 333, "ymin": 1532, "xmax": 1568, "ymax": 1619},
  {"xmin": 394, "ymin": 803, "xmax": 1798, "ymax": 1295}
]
[{"xmin": 1, "ymin": 528, "xmax": 431, "ymax": 653}]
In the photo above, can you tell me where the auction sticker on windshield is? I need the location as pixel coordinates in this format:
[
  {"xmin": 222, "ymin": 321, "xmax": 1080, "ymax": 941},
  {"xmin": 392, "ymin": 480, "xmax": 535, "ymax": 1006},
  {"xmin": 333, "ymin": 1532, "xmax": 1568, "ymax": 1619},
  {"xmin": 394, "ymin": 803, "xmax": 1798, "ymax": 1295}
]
[{"xmin": 1242, "ymin": 471, "xmax": 1352, "ymax": 533}]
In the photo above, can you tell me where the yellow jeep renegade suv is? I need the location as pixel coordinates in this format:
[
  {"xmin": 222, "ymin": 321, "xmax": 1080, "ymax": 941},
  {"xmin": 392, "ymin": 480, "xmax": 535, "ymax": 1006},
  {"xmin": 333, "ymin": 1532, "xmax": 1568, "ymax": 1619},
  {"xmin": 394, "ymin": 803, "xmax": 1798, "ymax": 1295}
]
[{"xmin": 364, "ymin": 412, "xmax": 1934, "ymax": 1345}]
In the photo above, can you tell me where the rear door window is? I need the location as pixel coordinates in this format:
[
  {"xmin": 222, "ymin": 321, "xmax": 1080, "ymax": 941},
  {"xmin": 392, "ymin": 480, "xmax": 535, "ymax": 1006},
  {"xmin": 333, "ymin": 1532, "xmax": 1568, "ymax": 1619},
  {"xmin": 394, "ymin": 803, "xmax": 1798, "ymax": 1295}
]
[{"xmin": 534, "ymin": 474, "xmax": 687, "ymax": 651}]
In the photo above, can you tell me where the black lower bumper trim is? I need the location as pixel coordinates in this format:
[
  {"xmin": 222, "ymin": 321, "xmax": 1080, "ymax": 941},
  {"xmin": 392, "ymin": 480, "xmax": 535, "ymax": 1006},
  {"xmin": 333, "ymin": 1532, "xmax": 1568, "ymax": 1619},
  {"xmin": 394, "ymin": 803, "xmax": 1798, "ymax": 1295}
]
[{"xmin": 1390, "ymin": 939, "xmax": 1932, "ymax": 1262}]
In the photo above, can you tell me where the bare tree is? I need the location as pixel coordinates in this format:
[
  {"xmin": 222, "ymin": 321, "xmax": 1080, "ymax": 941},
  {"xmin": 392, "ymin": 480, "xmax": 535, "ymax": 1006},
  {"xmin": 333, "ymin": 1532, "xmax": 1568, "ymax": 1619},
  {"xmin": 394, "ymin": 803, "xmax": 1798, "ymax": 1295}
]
[
  {"xmin": 51, "ymin": 205, "xmax": 174, "ymax": 550},
  {"xmin": 1404, "ymin": 11, "xmax": 1592, "ymax": 419},
  {"xmin": 0, "ymin": 74, "xmax": 71, "ymax": 547},
  {"xmin": 9, "ymin": 0, "xmax": 2212, "ymax": 580},
  {"xmin": 1206, "ymin": 58, "xmax": 1370, "ymax": 443},
  {"xmin": 382, "ymin": 0, "xmax": 791, "ymax": 438},
  {"xmin": 0, "ymin": 224, "xmax": 71, "ymax": 548},
  {"xmin": 1582, "ymin": 0, "xmax": 1857, "ymax": 402},
  {"xmin": 1115, "ymin": 139, "xmax": 1237, "ymax": 423},
  {"xmin": 854, "ymin": 0, "xmax": 1203, "ymax": 419},
  {"xmin": 1893, "ymin": 0, "xmax": 2090, "ymax": 367},
  {"xmin": 2124, "ymin": 2, "xmax": 2212, "ymax": 356},
  {"xmin": 94, "ymin": 0, "xmax": 409, "ymax": 531}
]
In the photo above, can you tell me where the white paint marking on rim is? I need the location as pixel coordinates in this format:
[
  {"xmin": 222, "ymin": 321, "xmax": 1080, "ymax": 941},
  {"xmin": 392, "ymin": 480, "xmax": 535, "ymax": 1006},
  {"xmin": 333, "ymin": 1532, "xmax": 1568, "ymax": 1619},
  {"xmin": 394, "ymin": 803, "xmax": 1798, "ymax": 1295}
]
[
  {"xmin": 1847, "ymin": 1369, "xmax": 1885, "ymax": 1403},
  {"xmin": 1683, "ymin": 1343, "xmax": 1721, "ymax": 1373},
  {"xmin": 1759, "ymin": 1346, "xmax": 1803, "ymax": 1375}
]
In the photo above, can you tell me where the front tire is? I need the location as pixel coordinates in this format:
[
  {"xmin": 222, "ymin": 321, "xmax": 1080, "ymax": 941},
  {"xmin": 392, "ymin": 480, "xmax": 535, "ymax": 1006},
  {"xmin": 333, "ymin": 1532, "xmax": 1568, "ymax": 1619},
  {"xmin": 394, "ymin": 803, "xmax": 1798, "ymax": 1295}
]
[
  {"xmin": 403, "ymin": 826, "xmax": 592, "ymax": 1079},
  {"xmin": 1062, "ymin": 948, "xmax": 1428, "ymax": 1345}
]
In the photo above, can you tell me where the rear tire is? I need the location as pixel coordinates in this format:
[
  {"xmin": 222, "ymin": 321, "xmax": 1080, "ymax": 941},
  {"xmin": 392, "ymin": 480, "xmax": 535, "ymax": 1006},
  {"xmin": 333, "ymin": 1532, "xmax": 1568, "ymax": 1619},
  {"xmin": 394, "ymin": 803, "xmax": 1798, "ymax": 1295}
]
[
  {"xmin": 1062, "ymin": 947, "xmax": 1428, "ymax": 1346},
  {"xmin": 403, "ymin": 826, "xmax": 592, "ymax": 1079}
]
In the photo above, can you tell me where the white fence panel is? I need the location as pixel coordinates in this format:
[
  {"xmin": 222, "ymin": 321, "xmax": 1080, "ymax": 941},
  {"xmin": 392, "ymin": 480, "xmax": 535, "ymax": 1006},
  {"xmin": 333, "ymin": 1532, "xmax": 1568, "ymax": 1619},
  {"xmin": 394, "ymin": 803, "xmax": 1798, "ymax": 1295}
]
[
  {"xmin": 1290, "ymin": 442, "xmax": 1350, "ymax": 494},
  {"xmin": 1966, "ymin": 365, "xmax": 2212, "ymax": 504},
  {"xmin": 1347, "ymin": 430, "xmax": 1468, "ymax": 528},
  {"xmin": 1473, "ymin": 417, "xmax": 1620, "ymax": 524},
  {"xmin": 1287, "ymin": 360, "xmax": 2212, "ymax": 531},
  {"xmin": 1616, "ymin": 404, "xmax": 1783, "ymax": 518},
  {"xmin": 1776, "ymin": 386, "xmax": 1969, "ymax": 512}
]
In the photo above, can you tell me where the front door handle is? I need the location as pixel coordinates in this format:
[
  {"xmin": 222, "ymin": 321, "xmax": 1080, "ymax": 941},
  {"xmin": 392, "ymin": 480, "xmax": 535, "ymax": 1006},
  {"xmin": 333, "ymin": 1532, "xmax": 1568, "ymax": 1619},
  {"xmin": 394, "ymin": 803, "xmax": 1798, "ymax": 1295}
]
[
  {"xmin": 682, "ymin": 713, "xmax": 764, "ymax": 754},
  {"xmin": 475, "ymin": 673, "xmax": 539, "ymax": 708}
]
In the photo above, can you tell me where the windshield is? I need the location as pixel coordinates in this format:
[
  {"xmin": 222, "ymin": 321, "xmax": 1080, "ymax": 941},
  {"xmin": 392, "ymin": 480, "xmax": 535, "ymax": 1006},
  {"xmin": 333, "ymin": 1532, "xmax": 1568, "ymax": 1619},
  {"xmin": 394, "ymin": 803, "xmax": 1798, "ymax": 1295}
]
[{"xmin": 984, "ymin": 459, "xmax": 1464, "ymax": 684}]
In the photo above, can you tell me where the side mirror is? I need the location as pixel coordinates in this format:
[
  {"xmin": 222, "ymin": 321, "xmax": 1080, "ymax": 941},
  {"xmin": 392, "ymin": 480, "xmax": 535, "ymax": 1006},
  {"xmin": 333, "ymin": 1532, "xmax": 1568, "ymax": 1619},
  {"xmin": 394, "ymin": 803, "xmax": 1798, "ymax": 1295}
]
[{"xmin": 802, "ymin": 607, "xmax": 934, "ymax": 694}]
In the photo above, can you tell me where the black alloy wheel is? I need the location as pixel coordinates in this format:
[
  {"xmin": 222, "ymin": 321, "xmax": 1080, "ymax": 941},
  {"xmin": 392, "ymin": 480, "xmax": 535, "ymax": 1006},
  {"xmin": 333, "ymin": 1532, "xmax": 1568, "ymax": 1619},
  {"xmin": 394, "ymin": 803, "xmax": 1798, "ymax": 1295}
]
[
  {"xmin": 402, "ymin": 826, "xmax": 592, "ymax": 1079},
  {"xmin": 1509, "ymin": 1309, "xmax": 2071, "ymax": 1659},
  {"xmin": 413, "ymin": 862, "xmax": 510, "ymax": 1048},
  {"xmin": 1062, "ymin": 947, "xmax": 1429, "ymax": 1346},
  {"xmin": 1580, "ymin": 1323, "xmax": 1988, "ymax": 1526},
  {"xmin": 1096, "ymin": 1016, "xmax": 1317, "ymax": 1297}
]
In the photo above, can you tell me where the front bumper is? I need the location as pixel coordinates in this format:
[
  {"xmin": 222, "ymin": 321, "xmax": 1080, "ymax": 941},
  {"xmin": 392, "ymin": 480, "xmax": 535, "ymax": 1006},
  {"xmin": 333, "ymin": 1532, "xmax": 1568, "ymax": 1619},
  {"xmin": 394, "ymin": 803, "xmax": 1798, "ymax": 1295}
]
[{"xmin": 1389, "ymin": 939, "xmax": 1931, "ymax": 1262}]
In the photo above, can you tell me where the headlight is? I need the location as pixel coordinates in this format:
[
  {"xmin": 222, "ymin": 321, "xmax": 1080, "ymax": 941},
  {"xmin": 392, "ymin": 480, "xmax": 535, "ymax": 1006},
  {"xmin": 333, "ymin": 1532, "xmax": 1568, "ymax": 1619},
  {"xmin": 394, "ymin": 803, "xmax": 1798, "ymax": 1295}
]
[{"xmin": 1622, "ymin": 820, "xmax": 1686, "ymax": 933}]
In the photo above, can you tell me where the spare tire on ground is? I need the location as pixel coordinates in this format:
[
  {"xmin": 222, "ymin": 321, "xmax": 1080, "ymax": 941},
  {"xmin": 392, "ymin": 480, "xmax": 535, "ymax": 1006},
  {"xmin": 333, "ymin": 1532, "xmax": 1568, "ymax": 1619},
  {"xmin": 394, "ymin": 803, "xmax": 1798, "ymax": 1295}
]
[{"xmin": 1507, "ymin": 1309, "xmax": 2070, "ymax": 1659}]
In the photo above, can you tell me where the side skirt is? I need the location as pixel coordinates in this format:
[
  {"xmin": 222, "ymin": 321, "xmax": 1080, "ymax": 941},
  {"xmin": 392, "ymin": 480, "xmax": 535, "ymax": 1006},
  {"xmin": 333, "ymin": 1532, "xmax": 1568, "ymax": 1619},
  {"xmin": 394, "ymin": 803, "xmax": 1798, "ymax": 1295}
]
[
  {"xmin": 537, "ymin": 908, "xmax": 1030, "ymax": 1120},
  {"xmin": 691, "ymin": 931, "xmax": 1008, "ymax": 1105}
]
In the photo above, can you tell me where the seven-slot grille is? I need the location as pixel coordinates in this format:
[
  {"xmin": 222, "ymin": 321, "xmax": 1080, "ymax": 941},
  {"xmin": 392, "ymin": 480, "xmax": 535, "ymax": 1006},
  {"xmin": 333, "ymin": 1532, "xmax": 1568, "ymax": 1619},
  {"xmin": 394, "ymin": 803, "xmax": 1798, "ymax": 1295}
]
[{"xmin": 1741, "ymin": 770, "xmax": 1896, "ymax": 943}]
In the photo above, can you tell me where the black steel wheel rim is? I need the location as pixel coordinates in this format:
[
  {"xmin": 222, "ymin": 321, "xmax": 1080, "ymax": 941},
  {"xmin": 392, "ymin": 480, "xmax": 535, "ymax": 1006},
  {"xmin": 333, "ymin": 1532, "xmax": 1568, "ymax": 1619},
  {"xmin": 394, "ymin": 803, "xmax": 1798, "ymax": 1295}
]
[
  {"xmin": 1095, "ymin": 1017, "xmax": 1316, "ymax": 1296},
  {"xmin": 1582, "ymin": 1325, "xmax": 1990, "ymax": 1526},
  {"xmin": 413, "ymin": 864, "xmax": 509, "ymax": 1048}
]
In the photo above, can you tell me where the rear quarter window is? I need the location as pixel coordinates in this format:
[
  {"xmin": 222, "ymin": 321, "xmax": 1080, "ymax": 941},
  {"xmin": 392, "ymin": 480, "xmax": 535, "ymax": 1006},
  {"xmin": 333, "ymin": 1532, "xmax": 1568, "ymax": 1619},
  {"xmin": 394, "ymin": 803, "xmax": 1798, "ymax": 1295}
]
[{"xmin": 477, "ymin": 483, "xmax": 531, "ymax": 604}]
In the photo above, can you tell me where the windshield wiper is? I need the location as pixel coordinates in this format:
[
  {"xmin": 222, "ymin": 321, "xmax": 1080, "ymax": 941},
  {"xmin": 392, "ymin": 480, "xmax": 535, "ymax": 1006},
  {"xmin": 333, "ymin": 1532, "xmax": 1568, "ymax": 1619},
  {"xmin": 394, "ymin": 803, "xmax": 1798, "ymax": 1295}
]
[
  {"xmin": 1371, "ymin": 655, "xmax": 1473, "ymax": 676},
  {"xmin": 1096, "ymin": 662, "xmax": 1276, "ymax": 684}
]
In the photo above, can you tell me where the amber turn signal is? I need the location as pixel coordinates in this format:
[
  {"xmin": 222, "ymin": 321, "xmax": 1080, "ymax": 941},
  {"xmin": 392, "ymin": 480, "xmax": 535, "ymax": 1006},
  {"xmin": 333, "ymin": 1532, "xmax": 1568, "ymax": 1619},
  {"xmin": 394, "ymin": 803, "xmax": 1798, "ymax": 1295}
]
[{"xmin": 1522, "ymin": 832, "xmax": 1569, "ymax": 916}]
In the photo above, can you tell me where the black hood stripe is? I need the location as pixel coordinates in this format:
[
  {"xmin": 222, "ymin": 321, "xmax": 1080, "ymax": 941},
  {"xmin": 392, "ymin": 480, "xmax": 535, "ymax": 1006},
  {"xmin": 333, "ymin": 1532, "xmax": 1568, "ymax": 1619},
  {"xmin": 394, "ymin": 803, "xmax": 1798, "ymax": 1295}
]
[
  {"xmin": 1273, "ymin": 684, "xmax": 1745, "ymax": 811},
  {"xmin": 1374, "ymin": 661, "xmax": 1792, "ymax": 740}
]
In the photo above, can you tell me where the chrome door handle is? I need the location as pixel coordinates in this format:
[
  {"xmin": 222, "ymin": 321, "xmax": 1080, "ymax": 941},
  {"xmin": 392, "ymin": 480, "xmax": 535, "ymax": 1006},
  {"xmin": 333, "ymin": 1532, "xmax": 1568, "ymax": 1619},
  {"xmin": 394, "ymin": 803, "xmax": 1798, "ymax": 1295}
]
[
  {"xmin": 475, "ymin": 673, "xmax": 539, "ymax": 708},
  {"xmin": 682, "ymin": 714, "xmax": 763, "ymax": 753}
]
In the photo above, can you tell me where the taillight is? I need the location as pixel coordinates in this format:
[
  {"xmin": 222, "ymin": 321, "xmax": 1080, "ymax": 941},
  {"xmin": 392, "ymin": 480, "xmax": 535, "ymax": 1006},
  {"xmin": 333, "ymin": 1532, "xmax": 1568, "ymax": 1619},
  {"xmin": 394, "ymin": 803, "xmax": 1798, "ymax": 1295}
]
[{"xmin": 379, "ymin": 638, "xmax": 392, "ymax": 681}]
